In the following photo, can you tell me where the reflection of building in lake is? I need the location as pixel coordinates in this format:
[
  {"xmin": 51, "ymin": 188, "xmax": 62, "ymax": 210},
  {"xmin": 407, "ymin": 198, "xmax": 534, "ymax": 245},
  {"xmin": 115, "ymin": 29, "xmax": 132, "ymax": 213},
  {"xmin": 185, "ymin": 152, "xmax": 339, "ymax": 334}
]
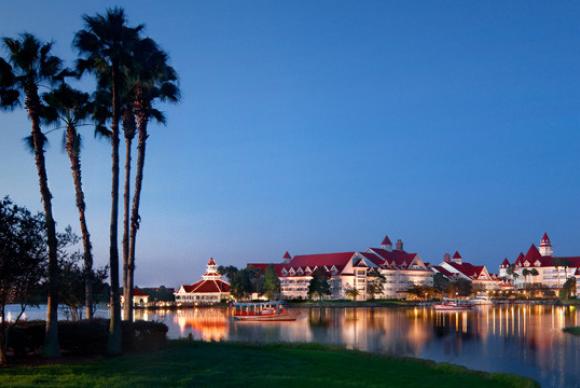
[
  {"xmin": 174, "ymin": 308, "xmax": 230, "ymax": 341},
  {"xmin": 174, "ymin": 258, "xmax": 232, "ymax": 305},
  {"xmin": 335, "ymin": 307, "xmax": 431, "ymax": 355},
  {"xmin": 248, "ymin": 235, "xmax": 433, "ymax": 300}
]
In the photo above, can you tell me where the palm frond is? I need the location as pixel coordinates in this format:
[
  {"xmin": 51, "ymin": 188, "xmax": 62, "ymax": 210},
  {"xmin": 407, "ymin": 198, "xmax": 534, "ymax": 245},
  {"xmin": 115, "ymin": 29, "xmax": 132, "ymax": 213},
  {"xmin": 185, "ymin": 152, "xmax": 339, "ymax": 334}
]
[
  {"xmin": 94, "ymin": 124, "xmax": 112, "ymax": 141},
  {"xmin": 23, "ymin": 132, "xmax": 48, "ymax": 154},
  {"xmin": 148, "ymin": 108, "xmax": 166, "ymax": 125}
]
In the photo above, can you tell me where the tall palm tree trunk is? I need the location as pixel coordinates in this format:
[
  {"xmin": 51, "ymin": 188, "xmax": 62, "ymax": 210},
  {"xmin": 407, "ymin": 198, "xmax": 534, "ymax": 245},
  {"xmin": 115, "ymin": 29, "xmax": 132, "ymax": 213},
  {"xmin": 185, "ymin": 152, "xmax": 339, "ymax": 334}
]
[
  {"xmin": 128, "ymin": 108, "xmax": 148, "ymax": 323},
  {"xmin": 65, "ymin": 124, "xmax": 94, "ymax": 319},
  {"xmin": 122, "ymin": 112, "xmax": 135, "ymax": 321},
  {"xmin": 0, "ymin": 305, "xmax": 7, "ymax": 365},
  {"xmin": 107, "ymin": 67, "xmax": 122, "ymax": 355},
  {"xmin": 25, "ymin": 85, "xmax": 60, "ymax": 358}
]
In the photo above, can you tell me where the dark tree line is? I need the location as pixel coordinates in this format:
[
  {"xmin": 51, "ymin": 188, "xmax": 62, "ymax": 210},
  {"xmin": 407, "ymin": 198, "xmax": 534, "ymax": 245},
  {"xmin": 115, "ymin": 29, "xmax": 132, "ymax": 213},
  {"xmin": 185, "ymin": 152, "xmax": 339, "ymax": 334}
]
[{"xmin": 0, "ymin": 197, "xmax": 107, "ymax": 364}]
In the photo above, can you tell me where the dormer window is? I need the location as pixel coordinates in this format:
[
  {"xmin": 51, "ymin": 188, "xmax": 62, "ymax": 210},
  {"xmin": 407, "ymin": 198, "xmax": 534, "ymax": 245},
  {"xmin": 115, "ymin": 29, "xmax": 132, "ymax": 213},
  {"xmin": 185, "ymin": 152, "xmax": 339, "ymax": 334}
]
[
  {"xmin": 297, "ymin": 268, "xmax": 304, "ymax": 275},
  {"xmin": 281, "ymin": 268, "xmax": 288, "ymax": 276},
  {"xmin": 534, "ymin": 261, "xmax": 541, "ymax": 267},
  {"xmin": 289, "ymin": 268, "xmax": 295, "ymax": 275},
  {"xmin": 524, "ymin": 261, "xmax": 530, "ymax": 267}
]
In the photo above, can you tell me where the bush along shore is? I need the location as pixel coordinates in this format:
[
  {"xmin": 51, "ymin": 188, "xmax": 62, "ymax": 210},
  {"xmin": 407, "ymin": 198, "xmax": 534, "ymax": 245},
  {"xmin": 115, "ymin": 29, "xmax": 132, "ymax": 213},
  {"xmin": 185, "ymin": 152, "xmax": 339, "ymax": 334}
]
[
  {"xmin": 2, "ymin": 319, "xmax": 167, "ymax": 363},
  {"xmin": 0, "ymin": 340, "xmax": 537, "ymax": 387}
]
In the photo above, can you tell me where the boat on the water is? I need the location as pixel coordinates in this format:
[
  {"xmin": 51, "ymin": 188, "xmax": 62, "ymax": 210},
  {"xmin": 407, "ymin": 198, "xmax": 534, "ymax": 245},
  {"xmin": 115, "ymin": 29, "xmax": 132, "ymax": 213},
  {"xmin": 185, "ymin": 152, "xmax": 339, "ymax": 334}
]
[
  {"xmin": 233, "ymin": 301, "xmax": 297, "ymax": 322},
  {"xmin": 433, "ymin": 299, "xmax": 473, "ymax": 311},
  {"xmin": 470, "ymin": 293, "xmax": 493, "ymax": 306}
]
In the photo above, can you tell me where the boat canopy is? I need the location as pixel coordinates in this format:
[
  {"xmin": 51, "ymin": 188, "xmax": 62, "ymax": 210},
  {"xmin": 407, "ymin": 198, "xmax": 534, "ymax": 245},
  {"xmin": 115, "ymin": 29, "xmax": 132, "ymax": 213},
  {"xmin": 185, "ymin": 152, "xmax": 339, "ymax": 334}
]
[{"xmin": 234, "ymin": 301, "xmax": 283, "ymax": 308}]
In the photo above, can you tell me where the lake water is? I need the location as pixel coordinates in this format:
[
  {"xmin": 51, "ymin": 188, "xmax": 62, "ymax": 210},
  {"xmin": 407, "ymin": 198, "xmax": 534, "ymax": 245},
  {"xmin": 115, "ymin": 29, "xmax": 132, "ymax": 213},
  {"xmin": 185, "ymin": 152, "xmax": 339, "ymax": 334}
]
[{"xmin": 6, "ymin": 304, "xmax": 580, "ymax": 387}]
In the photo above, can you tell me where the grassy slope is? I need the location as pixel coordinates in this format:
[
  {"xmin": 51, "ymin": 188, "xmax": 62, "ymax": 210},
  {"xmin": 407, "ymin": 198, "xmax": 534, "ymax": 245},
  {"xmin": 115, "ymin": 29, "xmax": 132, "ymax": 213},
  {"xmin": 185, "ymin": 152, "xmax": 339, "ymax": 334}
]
[{"xmin": 0, "ymin": 341, "xmax": 537, "ymax": 388}]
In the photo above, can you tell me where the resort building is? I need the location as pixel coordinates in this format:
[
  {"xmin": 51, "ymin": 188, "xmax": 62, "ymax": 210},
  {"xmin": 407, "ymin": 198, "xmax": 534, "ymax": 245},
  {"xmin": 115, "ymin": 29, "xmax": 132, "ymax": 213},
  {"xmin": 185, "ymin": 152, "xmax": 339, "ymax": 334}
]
[
  {"xmin": 248, "ymin": 235, "xmax": 433, "ymax": 300},
  {"xmin": 431, "ymin": 251, "xmax": 500, "ymax": 291},
  {"xmin": 121, "ymin": 288, "xmax": 151, "ymax": 307},
  {"xmin": 501, "ymin": 233, "xmax": 580, "ymax": 293},
  {"xmin": 174, "ymin": 258, "xmax": 232, "ymax": 305}
]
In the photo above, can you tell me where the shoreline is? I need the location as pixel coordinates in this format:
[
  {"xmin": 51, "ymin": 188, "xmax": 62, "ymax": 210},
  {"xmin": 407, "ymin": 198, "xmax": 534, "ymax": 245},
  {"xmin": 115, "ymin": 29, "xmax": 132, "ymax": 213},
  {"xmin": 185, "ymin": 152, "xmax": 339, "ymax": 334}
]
[{"xmin": 132, "ymin": 298, "xmax": 573, "ymax": 310}]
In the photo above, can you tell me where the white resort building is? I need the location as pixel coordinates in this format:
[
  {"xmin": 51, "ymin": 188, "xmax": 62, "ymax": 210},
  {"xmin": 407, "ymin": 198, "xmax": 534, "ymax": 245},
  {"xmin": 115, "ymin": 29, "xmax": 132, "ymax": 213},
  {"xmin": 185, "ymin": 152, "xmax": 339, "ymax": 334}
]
[
  {"xmin": 174, "ymin": 258, "xmax": 232, "ymax": 305},
  {"xmin": 431, "ymin": 251, "xmax": 501, "ymax": 291},
  {"xmin": 499, "ymin": 233, "xmax": 580, "ymax": 295},
  {"xmin": 248, "ymin": 235, "xmax": 433, "ymax": 301}
]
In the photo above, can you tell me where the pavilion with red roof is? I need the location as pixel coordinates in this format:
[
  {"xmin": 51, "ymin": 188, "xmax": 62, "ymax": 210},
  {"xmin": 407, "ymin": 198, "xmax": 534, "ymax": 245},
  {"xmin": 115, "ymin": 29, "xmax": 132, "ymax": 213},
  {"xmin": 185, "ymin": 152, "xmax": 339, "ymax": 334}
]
[{"xmin": 174, "ymin": 258, "xmax": 231, "ymax": 305}]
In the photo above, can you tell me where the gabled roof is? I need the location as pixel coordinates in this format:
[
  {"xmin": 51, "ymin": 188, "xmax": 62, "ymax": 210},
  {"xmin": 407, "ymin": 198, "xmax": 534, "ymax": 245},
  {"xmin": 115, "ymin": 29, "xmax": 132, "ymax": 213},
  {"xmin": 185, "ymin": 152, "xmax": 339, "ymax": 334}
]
[
  {"xmin": 501, "ymin": 258, "xmax": 510, "ymax": 267},
  {"xmin": 452, "ymin": 251, "xmax": 462, "ymax": 259},
  {"xmin": 133, "ymin": 288, "xmax": 149, "ymax": 297},
  {"xmin": 181, "ymin": 279, "xmax": 231, "ymax": 293},
  {"xmin": 381, "ymin": 235, "xmax": 392, "ymax": 246},
  {"xmin": 368, "ymin": 248, "xmax": 419, "ymax": 269},
  {"xmin": 283, "ymin": 251, "xmax": 291, "ymax": 259},
  {"xmin": 207, "ymin": 257, "xmax": 216, "ymax": 265},
  {"xmin": 446, "ymin": 261, "xmax": 486, "ymax": 279},
  {"xmin": 432, "ymin": 265, "xmax": 454, "ymax": 278},
  {"xmin": 358, "ymin": 251, "xmax": 383, "ymax": 266},
  {"xmin": 525, "ymin": 244, "xmax": 542, "ymax": 262},
  {"xmin": 540, "ymin": 232, "xmax": 551, "ymax": 245},
  {"xmin": 287, "ymin": 252, "xmax": 355, "ymax": 269}
]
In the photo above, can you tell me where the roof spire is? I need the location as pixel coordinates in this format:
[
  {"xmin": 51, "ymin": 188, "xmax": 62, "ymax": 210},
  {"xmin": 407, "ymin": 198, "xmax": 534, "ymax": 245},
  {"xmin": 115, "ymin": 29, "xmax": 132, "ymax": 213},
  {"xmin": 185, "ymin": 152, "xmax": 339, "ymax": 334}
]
[{"xmin": 381, "ymin": 235, "xmax": 393, "ymax": 251}]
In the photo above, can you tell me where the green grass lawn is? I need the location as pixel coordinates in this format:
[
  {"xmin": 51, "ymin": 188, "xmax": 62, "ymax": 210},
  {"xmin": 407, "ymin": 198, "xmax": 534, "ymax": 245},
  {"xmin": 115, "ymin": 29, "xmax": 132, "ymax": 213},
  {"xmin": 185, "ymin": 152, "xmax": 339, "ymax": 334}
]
[
  {"xmin": 0, "ymin": 341, "xmax": 537, "ymax": 387},
  {"xmin": 563, "ymin": 326, "xmax": 580, "ymax": 336}
]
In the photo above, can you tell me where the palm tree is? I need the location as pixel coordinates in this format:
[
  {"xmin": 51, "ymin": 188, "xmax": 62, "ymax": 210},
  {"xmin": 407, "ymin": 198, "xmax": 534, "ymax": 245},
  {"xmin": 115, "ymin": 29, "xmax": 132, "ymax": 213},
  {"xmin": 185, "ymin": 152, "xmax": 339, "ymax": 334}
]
[
  {"xmin": 74, "ymin": 7, "xmax": 143, "ymax": 354},
  {"xmin": 42, "ymin": 83, "xmax": 96, "ymax": 319},
  {"xmin": 0, "ymin": 34, "xmax": 67, "ymax": 357},
  {"xmin": 121, "ymin": 100, "xmax": 136, "ymax": 320},
  {"xmin": 124, "ymin": 38, "xmax": 180, "ymax": 321},
  {"xmin": 522, "ymin": 269, "xmax": 530, "ymax": 287},
  {"xmin": 345, "ymin": 287, "xmax": 360, "ymax": 301}
]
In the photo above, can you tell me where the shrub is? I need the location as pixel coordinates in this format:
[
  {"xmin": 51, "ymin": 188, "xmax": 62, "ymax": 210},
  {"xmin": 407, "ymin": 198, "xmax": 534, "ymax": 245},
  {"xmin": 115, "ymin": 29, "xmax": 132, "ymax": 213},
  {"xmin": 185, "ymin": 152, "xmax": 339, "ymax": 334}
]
[
  {"xmin": 122, "ymin": 320, "xmax": 168, "ymax": 352},
  {"xmin": 6, "ymin": 319, "xmax": 167, "ymax": 358}
]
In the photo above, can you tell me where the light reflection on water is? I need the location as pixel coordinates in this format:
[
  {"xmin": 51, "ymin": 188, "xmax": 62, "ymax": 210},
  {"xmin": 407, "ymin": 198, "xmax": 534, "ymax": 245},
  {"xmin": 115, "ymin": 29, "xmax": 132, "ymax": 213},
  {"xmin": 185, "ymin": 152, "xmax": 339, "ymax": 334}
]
[{"xmin": 7, "ymin": 304, "xmax": 580, "ymax": 387}]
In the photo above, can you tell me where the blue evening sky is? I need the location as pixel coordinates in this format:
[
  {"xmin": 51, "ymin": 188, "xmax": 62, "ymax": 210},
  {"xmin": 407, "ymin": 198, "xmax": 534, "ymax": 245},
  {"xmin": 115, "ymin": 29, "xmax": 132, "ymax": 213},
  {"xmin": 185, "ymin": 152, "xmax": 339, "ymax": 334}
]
[{"xmin": 1, "ymin": 1, "xmax": 580, "ymax": 286}]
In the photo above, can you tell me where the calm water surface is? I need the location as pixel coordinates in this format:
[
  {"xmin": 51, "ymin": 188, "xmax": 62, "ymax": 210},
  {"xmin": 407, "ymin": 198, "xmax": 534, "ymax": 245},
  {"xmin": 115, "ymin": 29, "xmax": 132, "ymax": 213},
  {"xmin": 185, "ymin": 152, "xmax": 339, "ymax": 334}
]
[{"xmin": 8, "ymin": 304, "xmax": 580, "ymax": 387}]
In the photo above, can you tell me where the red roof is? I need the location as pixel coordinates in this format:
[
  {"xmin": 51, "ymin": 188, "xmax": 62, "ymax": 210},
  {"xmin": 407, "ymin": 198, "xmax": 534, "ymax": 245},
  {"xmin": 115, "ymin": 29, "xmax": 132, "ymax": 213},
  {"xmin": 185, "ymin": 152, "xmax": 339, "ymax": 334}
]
[
  {"xmin": 250, "ymin": 252, "xmax": 355, "ymax": 277},
  {"xmin": 446, "ymin": 261, "xmax": 485, "ymax": 279},
  {"xmin": 540, "ymin": 232, "xmax": 551, "ymax": 245},
  {"xmin": 358, "ymin": 251, "xmax": 383, "ymax": 266},
  {"xmin": 283, "ymin": 251, "xmax": 291, "ymax": 259},
  {"xmin": 525, "ymin": 244, "xmax": 542, "ymax": 262},
  {"xmin": 207, "ymin": 257, "xmax": 216, "ymax": 265},
  {"xmin": 287, "ymin": 252, "xmax": 354, "ymax": 269},
  {"xmin": 452, "ymin": 251, "xmax": 462, "ymax": 259},
  {"xmin": 368, "ymin": 248, "xmax": 418, "ymax": 269},
  {"xmin": 381, "ymin": 235, "xmax": 392, "ymax": 246},
  {"xmin": 133, "ymin": 288, "xmax": 148, "ymax": 297},
  {"xmin": 182, "ymin": 279, "xmax": 230, "ymax": 293},
  {"xmin": 501, "ymin": 258, "xmax": 510, "ymax": 267},
  {"xmin": 432, "ymin": 265, "xmax": 454, "ymax": 278}
]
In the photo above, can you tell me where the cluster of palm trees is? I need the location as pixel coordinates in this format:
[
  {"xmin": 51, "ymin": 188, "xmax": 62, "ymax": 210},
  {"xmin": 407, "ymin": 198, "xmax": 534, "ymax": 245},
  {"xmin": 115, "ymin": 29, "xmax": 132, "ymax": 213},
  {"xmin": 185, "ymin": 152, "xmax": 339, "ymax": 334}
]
[{"xmin": 0, "ymin": 7, "xmax": 179, "ymax": 356}]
